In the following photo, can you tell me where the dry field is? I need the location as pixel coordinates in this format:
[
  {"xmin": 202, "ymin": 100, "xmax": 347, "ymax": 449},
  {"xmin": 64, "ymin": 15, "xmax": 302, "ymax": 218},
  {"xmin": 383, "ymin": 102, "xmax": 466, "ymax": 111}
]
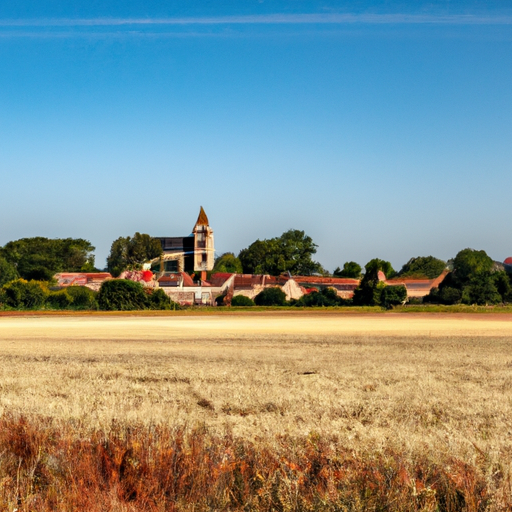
[{"xmin": 1, "ymin": 312, "xmax": 512, "ymax": 510}]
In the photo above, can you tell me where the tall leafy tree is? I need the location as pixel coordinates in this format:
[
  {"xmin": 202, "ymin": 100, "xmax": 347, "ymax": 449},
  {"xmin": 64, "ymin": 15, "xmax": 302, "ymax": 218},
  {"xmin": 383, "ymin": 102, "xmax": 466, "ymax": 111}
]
[
  {"xmin": 452, "ymin": 248, "xmax": 494, "ymax": 286},
  {"xmin": 352, "ymin": 259, "xmax": 395, "ymax": 306},
  {"xmin": 333, "ymin": 261, "xmax": 362, "ymax": 278},
  {"xmin": 0, "ymin": 257, "xmax": 19, "ymax": 287},
  {"xmin": 398, "ymin": 256, "xmax": 446, "ymax": 279},
  {"xmin": 238, "ymin": 229, "xmax": 323, "ymax": 276},
  {"xmin": 426, "ymin": 248, "xmax": 506, "ymax": 305},
  {"xmin": 213, "ymin": 253, "xmax": 243, "ymax": 274},
  {"xmin": 107, "ymin": 233, "xmax": 162, "ymax": 277},
  {"xmin": 1, "ymin": 238, "xmax": 95, "ymax": 281}
]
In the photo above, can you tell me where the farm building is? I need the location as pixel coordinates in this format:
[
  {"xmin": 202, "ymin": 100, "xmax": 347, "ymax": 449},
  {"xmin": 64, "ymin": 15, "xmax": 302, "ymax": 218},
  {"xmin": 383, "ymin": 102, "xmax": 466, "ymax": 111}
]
[
  {"xmin": 385, "ymin": 270, "xmax": 449, "ymax": 299},
  {"xmin": 54, "ymin": 272, "xmax": 112, "ymax": 291}
]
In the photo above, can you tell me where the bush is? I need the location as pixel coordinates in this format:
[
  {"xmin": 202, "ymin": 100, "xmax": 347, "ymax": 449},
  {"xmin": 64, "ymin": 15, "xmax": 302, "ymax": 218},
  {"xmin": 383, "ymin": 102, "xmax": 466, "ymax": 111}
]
[
  {"xmin": 146, "ymin": 288, "xmax": 180, "ymax": 310},
  {"xmin": 254, "ymin": 287, "xmax": 287, "ymax": 306},
  {"xmin": 215, "ymin": 294, "xmax": 226, "ymax": 306},
  {"xmin": 2, "ymin": 279, "xmax": 48, "ymax": 309},
  {"xmin": 97, "ymin": 279, "xmax": 148, "ymax": 311},
  {"xmin": 66, "ymin": 286, "xmax": 98, "ymax": 309},
  {"xmin": 294, "ymin": 288, "xmax": 344, "ymax": 307},
  {"xmin": 231, "ymin": 295, "xmax": 255, "ymax": 307},
  {"xmin": 380, "ymin": 285, "xmax": 407, "ymax": 309},
  {"xmin": 0, "ymin": 257, "xmax": 19, "ymax": 287},
  {"xmin": 463, "ymin": 272, "xmax": 502, "ymax": 305},
  {"xmin": 47, "ymin": 290, "xmax": 73, "ymax": 309},
  {"xmin": 424, "ymin": 286, "xmax": 462, "ymax": 305}
]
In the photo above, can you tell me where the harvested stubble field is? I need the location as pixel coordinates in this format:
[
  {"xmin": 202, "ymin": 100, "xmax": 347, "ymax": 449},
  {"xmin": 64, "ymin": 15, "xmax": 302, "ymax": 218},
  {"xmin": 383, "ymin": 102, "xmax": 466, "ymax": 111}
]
[{"xmin": 0, "ymin": 312, "xmax": 512, "ymax": 511}]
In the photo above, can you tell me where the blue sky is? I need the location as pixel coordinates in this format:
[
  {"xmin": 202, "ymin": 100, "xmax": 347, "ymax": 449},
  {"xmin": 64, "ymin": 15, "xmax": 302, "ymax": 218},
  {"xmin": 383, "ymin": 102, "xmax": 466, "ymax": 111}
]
[{"xmin": 1, "ymin": 1, "xmax": 511, "ymax": 272}]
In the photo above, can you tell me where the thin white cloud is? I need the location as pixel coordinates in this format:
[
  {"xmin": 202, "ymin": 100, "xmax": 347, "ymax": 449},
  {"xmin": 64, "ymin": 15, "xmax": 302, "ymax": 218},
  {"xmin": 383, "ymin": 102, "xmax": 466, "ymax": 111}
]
[{"xmin": 1, "ymin": 13, "xmax": 512, "ymax": 28}]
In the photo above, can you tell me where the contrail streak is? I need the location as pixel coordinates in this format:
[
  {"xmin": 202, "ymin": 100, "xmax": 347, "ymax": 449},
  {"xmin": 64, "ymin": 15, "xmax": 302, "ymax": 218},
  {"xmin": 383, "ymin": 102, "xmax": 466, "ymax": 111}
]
[{"xmin": 1, "ymin": 13, "xmax": 512, "ymax": 28}]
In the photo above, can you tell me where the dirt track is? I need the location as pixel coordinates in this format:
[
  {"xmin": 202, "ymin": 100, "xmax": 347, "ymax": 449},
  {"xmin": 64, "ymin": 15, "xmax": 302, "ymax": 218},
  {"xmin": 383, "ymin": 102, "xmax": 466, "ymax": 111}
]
[{"xmin": 1, "ymin": 313, "xmax": 512, "ymax": 342}]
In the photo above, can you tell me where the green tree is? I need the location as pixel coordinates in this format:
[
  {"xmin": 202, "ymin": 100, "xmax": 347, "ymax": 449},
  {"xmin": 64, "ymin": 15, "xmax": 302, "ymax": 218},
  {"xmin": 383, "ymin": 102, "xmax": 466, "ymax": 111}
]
[
  {"xmin": 333, "ymin": 262, "xmax": 362, "ymax": 279},
  {"xmin": 0, "ymin": 257, "xmax": 19, "ymax": 287},
  {"xmin": 254, "ymin": 287, "xmax": 287, "ymax": 306},
  {"xmin": 238, "ymin": 240, "xmax": 268, "ymax": 275},
  {"xmin": 425, "ymin": 286, "xmax": 463, "ymax": 305},
  {"xmin": 463, "ymin": 272, "xmax": 502, "ymax": 305},
  {"xmin": 494, "ymin": 271, "xmax": 512, "ymax": 303},
  {"xmin": 425, "ymin": 249, "xmax": 506, "ymax": 305},
  {"xmin": 107, "ymin": 233, "xmax": 162, "ymax": 278},
  {"xmin": 380, "ymin": 285, "xmax": 407, "ymax": 309},
  {"xmin": 352, "ymin": 259, "xmax": 394, "ymax": 306},
  {"xmin": 452, "ymin": 248, "xmax": 494, "ymax": 286},
  {"xmin": 1, "ymin": 238, "xmax": 95, "ymax": 281},
  {"xmin": 398, "ymin": 256, "xmax": 446, "ymax": 279},
  {"xmin": 213, "ymin": 253, "xmax": 243, "ymax": 274},
  {"xmin": 239, "ymin": 229, "xmax": 322, "ymax": 276}
]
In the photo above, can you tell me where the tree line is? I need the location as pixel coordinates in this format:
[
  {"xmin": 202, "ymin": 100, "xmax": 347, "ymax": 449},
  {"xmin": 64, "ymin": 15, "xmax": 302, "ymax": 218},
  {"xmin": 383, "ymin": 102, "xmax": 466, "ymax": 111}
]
[{"xmin": 1, "ymin": 231, "xmax": 511, "ymax": 310}]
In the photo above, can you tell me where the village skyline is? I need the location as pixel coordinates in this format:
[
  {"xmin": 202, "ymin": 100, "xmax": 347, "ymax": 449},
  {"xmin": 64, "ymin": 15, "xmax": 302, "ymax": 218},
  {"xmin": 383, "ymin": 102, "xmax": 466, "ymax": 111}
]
[{"xmin": 1, "ymin": 0, "xmax": 511, "ymax": 271}]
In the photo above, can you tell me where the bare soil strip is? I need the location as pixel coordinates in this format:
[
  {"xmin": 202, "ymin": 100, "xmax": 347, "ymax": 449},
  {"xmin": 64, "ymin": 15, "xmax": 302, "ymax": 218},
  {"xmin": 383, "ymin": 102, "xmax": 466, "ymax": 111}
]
[{"xmin": 1, "ymin": 312, "xmax": 512, "ymax": 341}]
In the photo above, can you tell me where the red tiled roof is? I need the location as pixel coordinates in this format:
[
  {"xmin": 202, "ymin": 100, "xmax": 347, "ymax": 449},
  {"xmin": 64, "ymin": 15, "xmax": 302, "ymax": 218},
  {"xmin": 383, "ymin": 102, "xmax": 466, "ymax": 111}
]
[
  {"xmin": 181, "ymin": 272, "xmax": 196, "ymax": 287},
  {"xmin": 157, "ymin": 272, "xmax": 196, "ymax": 287},
  {"xmin": 293, "ymin": 276, "xmax": 359, "ymax": 285},
  {"xmin": 386, "ymin": 270, "xmax": 449, "ymax": 286},
  {"xmin": 209, "ymin": 273, "xmax": 234, "ymax": 287}
]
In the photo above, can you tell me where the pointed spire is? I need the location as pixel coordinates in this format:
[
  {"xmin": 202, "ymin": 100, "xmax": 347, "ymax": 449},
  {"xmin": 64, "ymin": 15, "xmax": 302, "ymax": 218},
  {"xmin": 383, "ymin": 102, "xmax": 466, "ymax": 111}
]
[{"xmin": 194, "ymin": 206, "xmax": 209, "ymax": 228}]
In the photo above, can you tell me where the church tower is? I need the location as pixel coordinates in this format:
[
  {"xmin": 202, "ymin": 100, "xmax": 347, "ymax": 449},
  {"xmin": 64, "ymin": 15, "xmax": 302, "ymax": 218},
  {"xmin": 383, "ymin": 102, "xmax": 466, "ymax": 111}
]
[{"xmin": 192, "ymin": 206, "xmax": 214, "ymax": 280}]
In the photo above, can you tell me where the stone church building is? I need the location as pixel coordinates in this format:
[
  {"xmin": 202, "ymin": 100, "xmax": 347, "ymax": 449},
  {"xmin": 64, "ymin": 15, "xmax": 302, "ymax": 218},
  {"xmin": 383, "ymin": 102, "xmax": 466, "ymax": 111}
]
[{"xmin": 151, "ymin": 207, "xmax": 215, "ymax": 280}]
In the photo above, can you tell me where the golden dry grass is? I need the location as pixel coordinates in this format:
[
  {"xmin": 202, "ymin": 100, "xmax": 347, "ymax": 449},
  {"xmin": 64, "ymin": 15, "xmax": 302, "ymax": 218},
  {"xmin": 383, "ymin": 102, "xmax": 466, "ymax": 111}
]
[
  {"xmin": 1, "ymin": 313, "xmax": 512, "ymax": 510},
  {"xmin": 0, "ymin": 314, "xmax": 511, "ymax": 444}
]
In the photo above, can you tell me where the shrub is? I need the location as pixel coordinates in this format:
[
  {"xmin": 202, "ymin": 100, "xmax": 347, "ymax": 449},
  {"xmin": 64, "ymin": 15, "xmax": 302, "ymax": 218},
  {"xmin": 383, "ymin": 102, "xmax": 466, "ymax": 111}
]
[
  {"xmin": 424, "ymin": 286, "xmax": 462, "ymax": 305},
  {"xmin": 294, "ymin": 288, "xmax": 344, "ymax": 307},
  {"xmin": 2, "ymin": 279, "xmax": 48, "ymax": 309},
  {"xmin": 380, "ymin": 285, "xmax": 407, "ymax": 309},
  {"xmin": 47, "ymin": 290, "xmax": 73, "ymax": 309},
  {"xmin": 254, "ymin": 287, "xmax": 287, "ymax": 306},
  {"xmin": 65, "ymin": 286, "xmax": 98, "ymax": 309},
  {"xmin": 97, "ymin": 279, "xmax": 147, "ymax": 311},
  {"xmin": 231, "ymin": 295, "xmax": 255, "ymax": 307},
  {"xmin": 146, "ymin": 288, "xmax": 180, "ymax": 310},
  {"xmin": 463, "ymin": 272, "xmax": 502, "ymax": 305},
  {"xmin": 0, "ymin": 257, "xmax": 18, "ymax": 287},
  {"xmin": 215, "ymin": 294, "xmax": 226, "ymax": 306}
]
